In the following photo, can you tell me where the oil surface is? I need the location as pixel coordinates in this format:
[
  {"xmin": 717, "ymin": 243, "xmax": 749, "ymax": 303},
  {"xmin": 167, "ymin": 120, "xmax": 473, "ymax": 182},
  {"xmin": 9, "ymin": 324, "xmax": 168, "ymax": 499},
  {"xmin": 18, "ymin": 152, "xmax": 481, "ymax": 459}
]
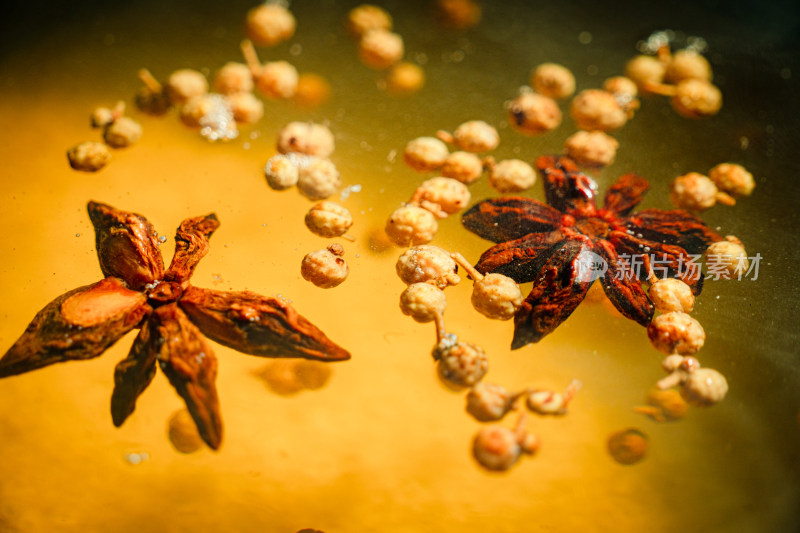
[{"xmin": 0, "ymin": 1, "xmax": 798, "ymax": 532}]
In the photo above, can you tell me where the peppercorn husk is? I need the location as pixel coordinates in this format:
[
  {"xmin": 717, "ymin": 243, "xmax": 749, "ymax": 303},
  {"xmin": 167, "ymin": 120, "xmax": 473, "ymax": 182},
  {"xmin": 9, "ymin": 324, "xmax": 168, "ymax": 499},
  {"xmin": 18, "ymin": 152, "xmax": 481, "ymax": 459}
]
[
  {"xmin": 167, "ymin": 409, "xmax": 205, "ymax": 454},
  {"xmin": 67, "ymin": 141, "xmax": 112, "ymax": 172},
  {"xmin": 607, "ymin": 428, "xmax": 648, "ymax": 465},
  {"xmin": 385, "ymin": 205, "xmax": 439, "ymax": 246},
  {"xmin": 300, "ymin": 245, "xmax": 349, "ymax": 288},
  {"xmin": 399, "ymin": 283, "xmax": 447, "ymax": 323}
]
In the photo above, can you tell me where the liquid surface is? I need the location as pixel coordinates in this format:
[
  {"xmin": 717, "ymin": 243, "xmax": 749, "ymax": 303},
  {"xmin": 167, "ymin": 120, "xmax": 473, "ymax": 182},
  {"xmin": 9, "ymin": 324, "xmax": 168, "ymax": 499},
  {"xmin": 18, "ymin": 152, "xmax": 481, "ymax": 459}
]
[{"xmin": 0, "ymin": 1, "xmax": 798, "ymax": 532}]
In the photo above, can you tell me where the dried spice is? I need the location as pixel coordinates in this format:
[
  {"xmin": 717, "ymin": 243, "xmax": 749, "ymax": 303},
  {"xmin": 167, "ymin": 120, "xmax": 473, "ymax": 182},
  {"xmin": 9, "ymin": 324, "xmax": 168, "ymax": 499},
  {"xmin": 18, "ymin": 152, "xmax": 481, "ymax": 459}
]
[
  {"xmin": 524, "ymin": 380, "xmax": 582, "ymax": 415},
  {"xmin": 358, "ymin": 29, "xmax": 404, "ymax": 70},
  {"xmin": 347, "ymin": 4, "xmax": 393, "ymax": 38},
  {"xmin": 399, "ymin": 283, "xmax": 447, "ymax": 323},
  {"xmin": 466, "ymin": 382, "xmax": 516, "ymax": 422},
  {"xmin": 245, "ymin": 3, "xmax": 296, "ymax": 47},
  {"xmin": 471, "ymin": 412, "xmax": 538, "ymax": 472},
  {"xmin": 531, "ymin": 63, "xmax": 576, "ymax": 100},
  {"xmin": 0, "ymin": 201, "xmax": 350, "ymax": 450},
  {"xmin": 462, "ymin": 155, "xmax": 722, "ymax": 349},
  {"xmin": 607, "ymin": 428, "xmax": 648, "ymax": 465}
]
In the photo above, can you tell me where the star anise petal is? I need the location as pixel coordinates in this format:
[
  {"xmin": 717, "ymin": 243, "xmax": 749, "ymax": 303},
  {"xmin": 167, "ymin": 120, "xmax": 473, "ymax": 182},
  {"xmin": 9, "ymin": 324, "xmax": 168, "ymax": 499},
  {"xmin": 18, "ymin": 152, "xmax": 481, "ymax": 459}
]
[
  {"xmin": 179, "ymin": 286, "xmax": 351, "ymax": 362},
  {"xmin": 110, "ymin": 318, "xmax": 159, "ymax": 427},
  {"xmin": 512, "ymin": 238, "xmax": 592, "ymax": 349},
  {"xmin": 88, "ymin": 201, "xmax": 165, "ymax": 290},
  {"xmin": 0, "ymin": 277, "xmax": 150, "ymax": 378},
  {"xmin": 624, "ymin": 208, "xmax": 722, "ymax": 255},
  {"xmin": 473, "ymin": 228, "xmax": 570, "ymax": 282},
  {"xmin": 152, "ymin": 303, "xmax": 223, "ymax": 450},
  {"xmin": 536, "ymin": 156, "xmax": 598, "ymax": 217},
  {"xmin": 594, "ymin": 240, "xmax": 654, "ymax": 326},
  {"xmin": 163, "ymin": 213, "xmax": 220, "ymax": 286},
  {"xmin": 603, "ymin": 173, "xmax": 649, "ymax": 216},
  {"xmin": 461, "ymin": 197, "xmax": 561, "ymax": 243},
  {"xmin": 609, "ymin": 231, "xmax": 705, "ymax": 295}
]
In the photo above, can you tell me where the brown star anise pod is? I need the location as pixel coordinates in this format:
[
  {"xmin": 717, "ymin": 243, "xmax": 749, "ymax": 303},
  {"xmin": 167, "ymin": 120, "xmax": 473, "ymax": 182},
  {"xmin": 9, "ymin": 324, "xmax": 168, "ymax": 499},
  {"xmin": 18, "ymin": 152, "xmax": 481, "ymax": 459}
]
[
  {"xmin": 0, "ymin": 201, "xmax": 350, "ymax": 449},
  {"xmin": 463, "ymin": 156, "xmax": 722, "ymax": 349}
]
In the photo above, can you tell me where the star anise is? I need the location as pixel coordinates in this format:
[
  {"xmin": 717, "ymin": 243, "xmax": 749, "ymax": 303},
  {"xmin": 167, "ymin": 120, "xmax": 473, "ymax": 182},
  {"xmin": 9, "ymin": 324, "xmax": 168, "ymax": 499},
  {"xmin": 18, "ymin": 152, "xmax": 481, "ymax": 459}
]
[
  {"xmin": 0, "ymin": 201, "xmax": 350, "ymax": 449},
  {"xmin": 462, "ymin": 156, "xmax": 722, "ymax": 349}
]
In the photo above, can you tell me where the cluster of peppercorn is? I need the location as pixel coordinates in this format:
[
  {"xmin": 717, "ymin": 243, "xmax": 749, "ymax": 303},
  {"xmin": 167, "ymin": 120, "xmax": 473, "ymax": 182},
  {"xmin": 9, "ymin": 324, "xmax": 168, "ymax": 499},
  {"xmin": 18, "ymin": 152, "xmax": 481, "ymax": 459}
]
[
  {"xmin": 644, "ymin": 276, "xmax": 728, "ymax": 409},
  {"xmin": 128, "ymin": 2, "xmax": 331, "ymax": 145},
  {"xmin": 626, "ymin": 31, "xmax": 722, "ymax": 119},
  {"xmin": 590, "ymin": 269, "xmax": 732, "ymax": 465},
  {"xmin": 505, "ymin": 31, "xmax": 732, "ymax": 176},
  {"xmin": 670, "ymin": 162, "xmax": 756, "ymax": 212},
  {"xmin": 383, "ymin": 27, "xmax": 754, "ymax": 468},
  {"xmin": 393, "ymin": 244, "xmax": 585, "ymax": 471},
  {"xmin": 67, "ymin": 101, "xmax": 143, "ymax": 172},
  {"xmin": 136, "ymin": 66, "xmax": 245, "ymax": 142},
  {"xmin": 243, "ymin": 2, "xmax": 331, "ymax": 106},
  {"xmin": 259, "ymin": 120, "xmax": 353, "ymax": 289},
  {"xmin": 505, "ymin": 62, "xmax": 634, "ymax": 169},
  {"xmin": 668, "ymin": 161, "xmax": 754, "ymax": 286},
  {"xmin": 346, "ymin": 4, "xmax": 425, "ymax": 95},
  {"xmin": 387, "ymin": 118, "xmax": 542, "ymax": 247}
]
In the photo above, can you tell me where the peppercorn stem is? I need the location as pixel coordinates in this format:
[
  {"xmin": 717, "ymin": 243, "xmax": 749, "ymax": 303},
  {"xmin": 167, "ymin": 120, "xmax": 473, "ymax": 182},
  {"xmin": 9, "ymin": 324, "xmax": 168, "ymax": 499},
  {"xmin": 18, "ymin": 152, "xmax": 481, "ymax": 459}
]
[
  {"xmin": 657, "ymin": 370, "xmax": 685, "ymax": 390},
  {"xmin": 641, "ymin": 254, "xmax": 658, "ymax": 284},
  {"xmin": 562, "ymin": 379, "xmax": 582, "ymax": 404},
  {"xmin": 642, "ymin": 81, "xmax": 677, "ymax": 97},
  {"xmin": 240, "ymin": 39, "xmax": 262, "ymax": 75},
  {"xmin": 513, "ymin": 409, "xmax": 528, "ymax": 441},
  {"xmin": 435, "ymin": 130, "xmax": 455, "ymax": 145},
  {"xmin": 656, "ymin": 44, "xmax": 672, "ymax": 64},
  {"xmin": 433, "ymin": 311, "xmax": 447, "ymax": 344},
  {"xmin": 715, "ymin": 191, "xmax": 736, "ymax": 206},
  {"xmin": 633, "ymin": 405, "xmax": 667, "ymax": 422},
  {"xmin": 112, "ymin": 100, "xmax": 126, "ymax": 120},
  {"xmin": 138, "ymin": 68, "xmax": 163, "ymax": 92},
  {"xmin": 450, "ymin": 252, "xmax": 484, "ymax": 281}
]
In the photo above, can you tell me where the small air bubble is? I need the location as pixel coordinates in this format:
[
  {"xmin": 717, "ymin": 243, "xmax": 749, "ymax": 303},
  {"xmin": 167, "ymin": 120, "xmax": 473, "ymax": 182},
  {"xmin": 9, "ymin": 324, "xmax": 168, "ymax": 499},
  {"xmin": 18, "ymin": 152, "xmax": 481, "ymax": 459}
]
[
  {"xmin": 124, "ymin": 452, "xmax": 150, "ymax": 465},
  {"xmin": 578, "ymin": 31, "xmax": 592, "ymax": 44},
  {"xmin": 739, "ymin": 136, "xmax": 750, "ymax": 150}
]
